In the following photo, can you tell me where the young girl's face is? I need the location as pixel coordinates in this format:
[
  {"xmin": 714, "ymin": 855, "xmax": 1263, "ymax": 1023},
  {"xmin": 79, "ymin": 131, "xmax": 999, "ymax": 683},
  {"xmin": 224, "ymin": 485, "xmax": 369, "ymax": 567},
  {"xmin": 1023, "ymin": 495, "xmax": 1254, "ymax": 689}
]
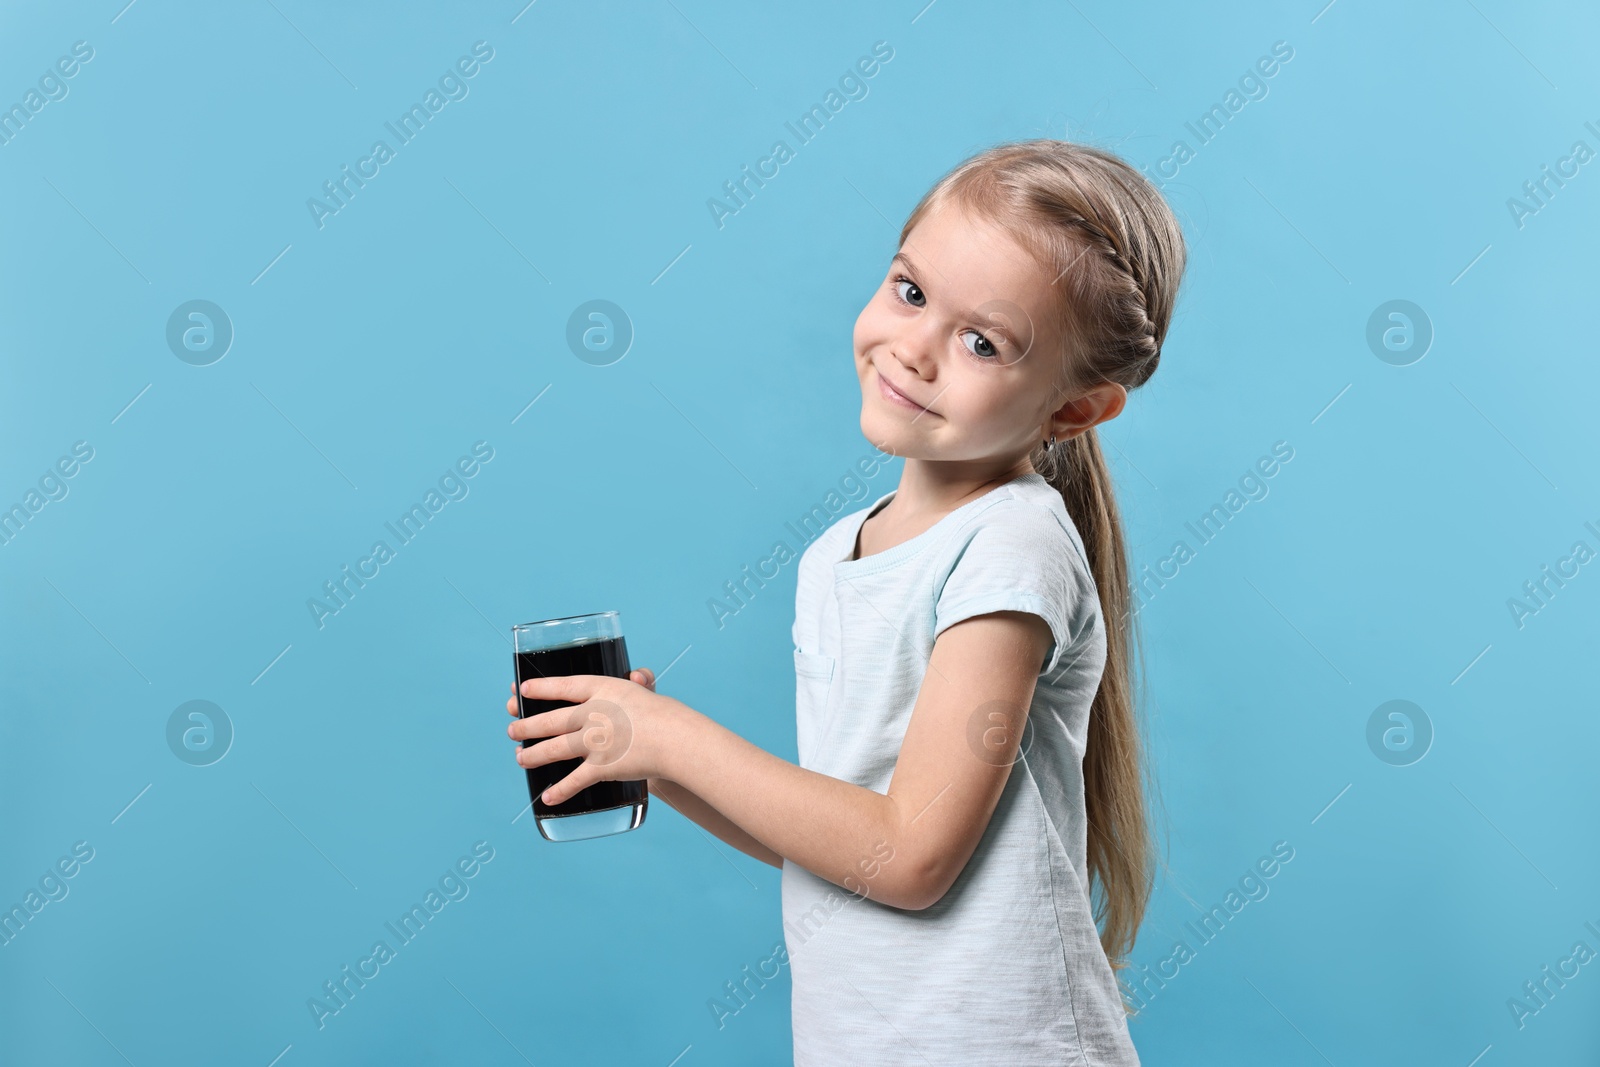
[{"xmin": 853, "ymin": 201, "xmax": 1070, "ymax": 467}]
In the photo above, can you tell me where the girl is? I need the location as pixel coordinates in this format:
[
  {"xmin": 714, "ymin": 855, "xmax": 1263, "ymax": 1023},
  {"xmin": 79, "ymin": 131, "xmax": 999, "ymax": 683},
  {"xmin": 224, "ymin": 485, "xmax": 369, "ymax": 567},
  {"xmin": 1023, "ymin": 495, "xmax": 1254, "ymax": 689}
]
[{"xmin": 507, "ymin": 138, "xmax": 1185, "ymax": 1064}]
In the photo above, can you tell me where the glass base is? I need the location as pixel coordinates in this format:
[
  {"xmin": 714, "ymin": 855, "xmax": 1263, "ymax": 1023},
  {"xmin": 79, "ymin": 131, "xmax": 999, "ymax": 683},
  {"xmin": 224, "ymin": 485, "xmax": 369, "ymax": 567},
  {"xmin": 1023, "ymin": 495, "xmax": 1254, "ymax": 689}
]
[{"xmin": 536, "ymin": 801, "xmax": 647, "ymax": 842}]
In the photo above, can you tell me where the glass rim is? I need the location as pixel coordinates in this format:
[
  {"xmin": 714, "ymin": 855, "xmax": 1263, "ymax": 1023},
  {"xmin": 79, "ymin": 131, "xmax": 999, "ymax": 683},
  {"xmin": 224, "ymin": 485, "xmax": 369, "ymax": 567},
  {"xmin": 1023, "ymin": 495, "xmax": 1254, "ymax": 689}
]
[{"xmin": 511, "ymin": 611, "xmax": 618, "ymax": 633}]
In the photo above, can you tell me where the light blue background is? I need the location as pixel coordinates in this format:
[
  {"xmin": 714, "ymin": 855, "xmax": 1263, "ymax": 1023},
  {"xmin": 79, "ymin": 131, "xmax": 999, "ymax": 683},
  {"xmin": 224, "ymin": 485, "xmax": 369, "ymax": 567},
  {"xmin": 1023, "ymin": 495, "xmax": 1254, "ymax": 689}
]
[{"xmin": 3, "ymin": 0, "xmax": 1597, "ymax": 1063}]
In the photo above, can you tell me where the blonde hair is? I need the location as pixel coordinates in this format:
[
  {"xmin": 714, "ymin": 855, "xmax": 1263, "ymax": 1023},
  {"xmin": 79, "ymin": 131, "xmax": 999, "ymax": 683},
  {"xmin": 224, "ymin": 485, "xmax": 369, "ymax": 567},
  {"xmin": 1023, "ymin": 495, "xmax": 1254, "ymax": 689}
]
[{"xmin": 898, "ymin": 139, "xmax": 1186, "ymax": 984}]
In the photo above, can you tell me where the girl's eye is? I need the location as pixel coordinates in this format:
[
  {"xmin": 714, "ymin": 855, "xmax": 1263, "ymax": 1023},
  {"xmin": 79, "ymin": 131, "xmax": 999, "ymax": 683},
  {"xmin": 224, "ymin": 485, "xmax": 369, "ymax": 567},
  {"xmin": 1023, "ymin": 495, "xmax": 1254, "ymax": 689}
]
[
  {"xmin": 962, "ymin": 331, "xmax": 999, "ymax": 361},
  {"xmin": 893, "ymin": 277, "xmax": 925, "ymax": 307}
]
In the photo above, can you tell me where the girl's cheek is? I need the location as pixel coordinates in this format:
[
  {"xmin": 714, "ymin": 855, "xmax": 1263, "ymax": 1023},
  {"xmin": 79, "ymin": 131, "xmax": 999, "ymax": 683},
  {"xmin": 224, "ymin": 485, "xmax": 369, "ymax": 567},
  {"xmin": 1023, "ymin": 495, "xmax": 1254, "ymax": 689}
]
[{"xmin": 852, "ymin": 311, "xmax": 878, "ymax": 353}]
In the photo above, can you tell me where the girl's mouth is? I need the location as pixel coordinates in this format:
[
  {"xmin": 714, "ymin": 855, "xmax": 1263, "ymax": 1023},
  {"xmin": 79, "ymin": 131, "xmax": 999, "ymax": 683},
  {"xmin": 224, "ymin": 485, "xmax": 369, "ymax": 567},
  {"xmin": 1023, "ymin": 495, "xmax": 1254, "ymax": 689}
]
[{"xmin": 876, "ymin": 369, "xmax": 933, "ymax": 415}]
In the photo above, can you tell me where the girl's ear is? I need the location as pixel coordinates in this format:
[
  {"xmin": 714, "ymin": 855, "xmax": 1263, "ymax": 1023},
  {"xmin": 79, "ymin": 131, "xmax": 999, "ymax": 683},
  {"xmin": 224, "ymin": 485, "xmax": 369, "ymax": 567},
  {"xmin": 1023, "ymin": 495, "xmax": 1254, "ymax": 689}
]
[{"xmin": 1049, "ymin": 382, "xmax": 1126, "ymax": 441}]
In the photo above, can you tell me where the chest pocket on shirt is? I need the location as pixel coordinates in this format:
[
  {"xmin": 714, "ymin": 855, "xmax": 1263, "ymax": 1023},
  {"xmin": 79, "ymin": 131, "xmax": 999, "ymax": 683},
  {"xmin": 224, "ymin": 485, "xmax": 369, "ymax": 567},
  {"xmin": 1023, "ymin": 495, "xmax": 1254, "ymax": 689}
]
[
  {"xmin": 793, "ymin": 650, "xmax": 835, "ymax": 711},
  {"xmin": 793, "ymin": 650, "xmax": 838, "ymax": 772}
]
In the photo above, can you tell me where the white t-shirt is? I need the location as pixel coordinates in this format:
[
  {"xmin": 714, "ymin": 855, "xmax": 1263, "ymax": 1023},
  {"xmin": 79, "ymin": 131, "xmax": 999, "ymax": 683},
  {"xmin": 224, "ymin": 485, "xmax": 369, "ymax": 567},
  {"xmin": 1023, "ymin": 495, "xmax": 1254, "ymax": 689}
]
[{"xmin": 781, "ymin": 471, "xmax": 1141, "ymax": 1065}]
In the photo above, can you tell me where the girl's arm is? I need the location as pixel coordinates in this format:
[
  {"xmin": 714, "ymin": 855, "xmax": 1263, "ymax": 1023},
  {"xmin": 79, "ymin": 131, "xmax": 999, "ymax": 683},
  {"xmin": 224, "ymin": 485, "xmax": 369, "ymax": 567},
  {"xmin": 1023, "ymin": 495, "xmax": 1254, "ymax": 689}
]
[
  {"xmin": 647, "ymin": 778, "xmax": 783, "ymax": 868},
  {"xmin": 631, "ymin": 670, "xmax": 784, "ymax": 868},
  {"xmin": 660, "ymin": 610, "xmax": 1052, "ymax": 912}
]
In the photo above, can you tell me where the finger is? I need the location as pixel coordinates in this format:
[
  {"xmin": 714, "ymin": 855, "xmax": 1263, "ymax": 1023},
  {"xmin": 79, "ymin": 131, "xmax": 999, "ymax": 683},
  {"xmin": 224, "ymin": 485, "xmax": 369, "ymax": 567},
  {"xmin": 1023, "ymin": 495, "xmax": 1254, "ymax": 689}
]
[
  {"xmin": 507, "ymin": 695, "xmax": 518, "ymax": 716},
  {"xmin": 631, "ymin": 668, "xmax": 656, "ymax": 692},
  {"xmin": 519, "ymin": 674, "xmax": 599, "ymax": 702},
  {"xmin": 507, "ymin": 705, "xmax": 583, "ymax": 742},
  {"xmin": 540, "ymin": 762, "xmax": 597, "ymax": 807},
  {"xmin": 515, "ymin": 732, "xmax": 584, "ymax": 771}
]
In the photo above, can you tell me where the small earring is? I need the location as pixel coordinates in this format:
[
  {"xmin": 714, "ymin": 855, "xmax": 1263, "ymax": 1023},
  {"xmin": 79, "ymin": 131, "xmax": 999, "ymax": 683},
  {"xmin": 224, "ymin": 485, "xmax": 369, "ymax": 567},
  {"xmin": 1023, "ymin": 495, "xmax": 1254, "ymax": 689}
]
[{"xmin": 1042, "ymin": 434, "xmax": 1056, "ymax": 449}]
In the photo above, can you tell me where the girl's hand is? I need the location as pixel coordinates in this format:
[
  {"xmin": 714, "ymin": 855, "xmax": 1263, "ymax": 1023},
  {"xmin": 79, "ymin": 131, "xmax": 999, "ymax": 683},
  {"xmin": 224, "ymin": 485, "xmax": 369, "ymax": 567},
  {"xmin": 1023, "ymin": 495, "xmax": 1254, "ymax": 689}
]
[{"xmin": 505, "ymin": 668, "xmax": 682, "ymax": 805}]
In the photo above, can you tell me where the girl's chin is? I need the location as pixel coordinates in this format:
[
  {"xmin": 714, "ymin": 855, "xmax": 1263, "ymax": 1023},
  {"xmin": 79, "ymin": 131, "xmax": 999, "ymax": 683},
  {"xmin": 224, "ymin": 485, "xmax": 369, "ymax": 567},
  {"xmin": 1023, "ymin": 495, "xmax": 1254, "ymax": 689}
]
[{"xmin": 858, "ymin": 412, "xmax": 918, "ymax": 455}]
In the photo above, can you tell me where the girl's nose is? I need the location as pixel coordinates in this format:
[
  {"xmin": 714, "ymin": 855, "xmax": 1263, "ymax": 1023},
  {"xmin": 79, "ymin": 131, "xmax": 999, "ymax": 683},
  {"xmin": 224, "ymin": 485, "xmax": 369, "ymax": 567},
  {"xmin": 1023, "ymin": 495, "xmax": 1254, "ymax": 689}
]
[{"xmin": 891, "ymin": 318, "xmax": 943, "ymax": 379}]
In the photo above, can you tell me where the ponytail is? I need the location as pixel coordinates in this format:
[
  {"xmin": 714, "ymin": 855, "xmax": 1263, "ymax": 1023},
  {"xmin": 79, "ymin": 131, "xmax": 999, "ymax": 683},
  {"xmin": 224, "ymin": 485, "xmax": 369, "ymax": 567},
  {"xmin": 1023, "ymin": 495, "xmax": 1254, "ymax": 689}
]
[{"xmin": 1035, "ymin": 426, "xmax": 1155, "ymax": 978}]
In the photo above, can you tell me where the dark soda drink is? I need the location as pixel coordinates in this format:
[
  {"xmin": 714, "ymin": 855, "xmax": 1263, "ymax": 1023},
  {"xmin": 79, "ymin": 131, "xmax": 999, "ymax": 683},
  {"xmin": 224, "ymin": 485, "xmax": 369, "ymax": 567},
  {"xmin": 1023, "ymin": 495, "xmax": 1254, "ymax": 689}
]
[{"xmin": 512, "ymin": 613, "xmax": 648, "ymax": 842}]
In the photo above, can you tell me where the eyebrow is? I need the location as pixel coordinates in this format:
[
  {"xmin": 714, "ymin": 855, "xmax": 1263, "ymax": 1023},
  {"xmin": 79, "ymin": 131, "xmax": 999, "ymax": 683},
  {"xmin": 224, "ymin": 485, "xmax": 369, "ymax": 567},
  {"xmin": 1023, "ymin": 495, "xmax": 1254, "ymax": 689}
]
[
  {"xmin": 890, "ymin": 251, "xmax": 937, "ymax": 291},
  {"xmin": 892, "ymin": 250, "xmax": 960, "ymax": 305}
]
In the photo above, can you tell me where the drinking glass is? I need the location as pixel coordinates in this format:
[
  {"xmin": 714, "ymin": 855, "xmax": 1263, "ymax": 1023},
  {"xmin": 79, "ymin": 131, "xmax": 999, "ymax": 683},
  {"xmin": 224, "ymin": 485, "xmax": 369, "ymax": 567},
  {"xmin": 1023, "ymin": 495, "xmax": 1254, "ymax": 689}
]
[{"xmin": 512, "ymin": 612, "xmax": 649, "ymax": 842}]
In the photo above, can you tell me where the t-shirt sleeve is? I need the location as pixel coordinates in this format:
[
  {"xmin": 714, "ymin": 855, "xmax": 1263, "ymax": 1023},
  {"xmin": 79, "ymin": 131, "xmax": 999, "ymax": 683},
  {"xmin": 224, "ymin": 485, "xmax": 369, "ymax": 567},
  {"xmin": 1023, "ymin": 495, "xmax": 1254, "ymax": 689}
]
[{"xmin": 933, "ymin": 505, "xmax": 1095, "ymax": 676}]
